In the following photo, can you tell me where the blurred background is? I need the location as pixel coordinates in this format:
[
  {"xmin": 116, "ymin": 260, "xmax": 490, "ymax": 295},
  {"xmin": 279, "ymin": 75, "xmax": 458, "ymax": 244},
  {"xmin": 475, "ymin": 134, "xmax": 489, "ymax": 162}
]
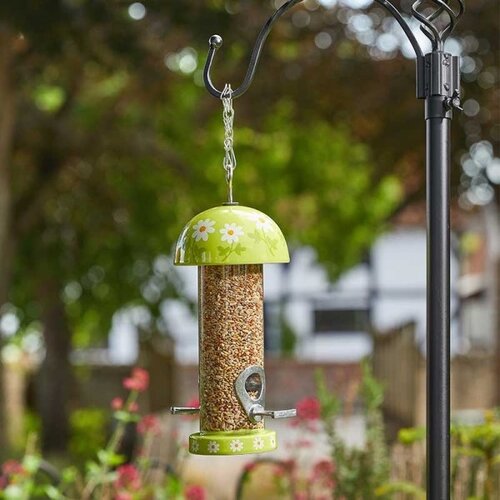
[{"xmin": 0, "ymin": 0, "xmax": 498, "ymax": 498}]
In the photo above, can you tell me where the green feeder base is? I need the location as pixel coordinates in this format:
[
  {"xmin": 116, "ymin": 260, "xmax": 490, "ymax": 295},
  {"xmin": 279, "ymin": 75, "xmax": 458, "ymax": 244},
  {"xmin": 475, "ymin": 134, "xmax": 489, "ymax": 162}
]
[{"xmin": 189, "ymin": 429, "xmax": 276, "ymax": 456}]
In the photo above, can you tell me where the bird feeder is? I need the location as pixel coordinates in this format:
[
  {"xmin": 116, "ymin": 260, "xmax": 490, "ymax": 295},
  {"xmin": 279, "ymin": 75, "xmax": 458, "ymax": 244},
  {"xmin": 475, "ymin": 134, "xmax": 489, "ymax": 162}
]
[{"xmin": 171, "ymin": 204, "xmax": 296, "ymax": 455}]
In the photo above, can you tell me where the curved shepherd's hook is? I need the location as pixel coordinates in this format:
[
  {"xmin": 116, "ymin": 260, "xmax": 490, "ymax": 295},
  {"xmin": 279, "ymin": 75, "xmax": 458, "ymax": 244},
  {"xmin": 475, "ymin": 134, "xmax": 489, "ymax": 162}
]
[
  {"xmin": 412, "ymin": 0, "xmax": 464, "ymax": 51},
  {"xmin": 203, "ymin": 0, "xmax": 425, "ymax": 99}
]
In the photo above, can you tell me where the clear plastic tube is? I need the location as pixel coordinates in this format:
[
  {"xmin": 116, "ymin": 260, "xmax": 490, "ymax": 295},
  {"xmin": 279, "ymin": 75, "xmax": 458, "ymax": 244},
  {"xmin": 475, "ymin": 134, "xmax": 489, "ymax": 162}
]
[{"xmin": 198, "ymin": 264, "xmax": 264, "ymax": 431}]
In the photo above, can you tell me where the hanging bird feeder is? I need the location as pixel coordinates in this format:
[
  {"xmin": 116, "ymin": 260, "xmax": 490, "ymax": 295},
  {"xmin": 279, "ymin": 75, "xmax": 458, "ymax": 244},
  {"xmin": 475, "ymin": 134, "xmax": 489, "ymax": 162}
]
[
  {"xmin": 171, "ymin": 204, "xmax": 296, "ymax": 455},
  {"xmin": 170, "ymin": 85, "xmax": 295, "ymax": 455}
]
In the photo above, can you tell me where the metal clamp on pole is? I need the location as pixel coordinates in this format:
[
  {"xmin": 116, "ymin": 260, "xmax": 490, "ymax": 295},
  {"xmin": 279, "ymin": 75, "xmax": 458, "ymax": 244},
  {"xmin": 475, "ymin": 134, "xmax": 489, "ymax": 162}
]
[{"xmin": 417, "ymin": 52, "xmax": 461, "ymax": 103}]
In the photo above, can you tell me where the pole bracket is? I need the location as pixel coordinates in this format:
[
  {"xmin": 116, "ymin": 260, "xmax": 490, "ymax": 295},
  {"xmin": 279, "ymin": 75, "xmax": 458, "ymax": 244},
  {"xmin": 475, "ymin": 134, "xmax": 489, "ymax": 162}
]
[{"xmin": 417, "ymin": 52, "xmax": 460, "ymax": 102}]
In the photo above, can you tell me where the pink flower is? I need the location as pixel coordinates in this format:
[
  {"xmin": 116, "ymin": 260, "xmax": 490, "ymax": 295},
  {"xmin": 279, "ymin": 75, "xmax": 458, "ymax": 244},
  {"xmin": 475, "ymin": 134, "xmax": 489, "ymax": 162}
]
[
  {"xmin": 243, "ymin": 462, "xmax": 256, "ymax": 473},
  {"xmin": 111, "ymin": 397, "xmax": 123, "ymax": 410},
  {"xmin": 186, "ymin": 397, "xmax": 200, "ymax": 408},
  {"xmin": 283, "ymin": 458, "xmax": 296, "ymax": 471},
  {"xmin": 115, "ymin": 493, "xmax": 133, "ymax": 500},
  {"xmin": 123, "ymin": 368, "xmax": 149, "ymax": 392},
  {"xmin": 128, "ymin": 401, "xmax": 139, "ymax": 412},
  {"xmin": 311, "ymin": 459, "xmax": 335, "ymax": 489},
  {"xmin": 185, "ymin": 485, "xmax": 206, "ymax": 500},
  {"xmin": 311, "ymin": 459, "xmax": 335, "ymax": 478},
  {"xmin": 273, "ymin": 464, "xmax": 287, "ymax": 477},
  {"xmin": 296, "ymin": 438, "xmax": 313, "ymax": 448},
  {"xmin": 0, "ymin": 475, "xmax": 8, "ymax": 489},
  {"xmin": 1, "ymin": 460, "xmax": 25, "ymax": 477},
  {"xmin": 114, "ymin": 464, "xmax": 141, "ymax": 491},
  {"xmin": 294, "ymin": 493, "xmax": 308, "ymax": 500},
  {"xmin": 137, "ymin": 414, "xmax": 161, "ymax": 435},
  {"xmin": 182, "ymin": 397, "xmax": 200, "ymax": 421},
  {"xmin": 296, "ymin": 397, "xmax": 321, "ymax": 421}
]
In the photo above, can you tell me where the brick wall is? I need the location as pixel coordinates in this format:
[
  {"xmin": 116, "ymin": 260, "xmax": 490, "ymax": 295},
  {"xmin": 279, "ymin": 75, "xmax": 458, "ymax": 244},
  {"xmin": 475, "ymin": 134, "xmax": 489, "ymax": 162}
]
[{"xmin": 174, "ymin": 358, "xmax": 362, "ymax": 410}]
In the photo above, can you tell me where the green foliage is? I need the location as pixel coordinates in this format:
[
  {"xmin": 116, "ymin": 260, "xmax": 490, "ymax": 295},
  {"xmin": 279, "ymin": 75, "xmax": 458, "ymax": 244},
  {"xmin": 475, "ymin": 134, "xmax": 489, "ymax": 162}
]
[
  {"xmin": 451, "ymin": 411, "xmax": 500, "ymax": 498},
  {"xmin": 279, "ymin": 312, "xmax": 297, "ymax": 358},
  {"xmin": 315, "ymin": 369, "xmax": 341, "ymax": 424},
  {"xmin": 316, "ymin": 360, "xmax": 390, "ymax": 499},
  {"xmin": 166, "ymin": 93, "xmax": 402, "ymax": 279},
  {"xmin": 69, "ymin": 409, "xmax": 107, "ymax": 465},
  {"xmin": 386, "ymin": 411, "xmax": 500, "ymax": 498},
  {"xmin": 375, "ymin": 481, "xmax": 426, "ymax": 498},
  {"xmin": 397, "ymin": 426, "xmax": 426, "ymax": 446},
  {"xmin": 0, "ymin": 368, "xmax": 206, "ymax": 499}
]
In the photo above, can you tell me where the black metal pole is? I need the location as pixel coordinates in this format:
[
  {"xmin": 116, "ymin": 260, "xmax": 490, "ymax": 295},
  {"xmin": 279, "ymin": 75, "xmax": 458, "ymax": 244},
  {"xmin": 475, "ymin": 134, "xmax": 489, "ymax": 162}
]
[
  {"xmin": 426, "ymin": 95, "xmax": 452, "ymax": 499},
  {"xmin": 202, "ymin": 3, "xmax": 464, "ymax": 497}
]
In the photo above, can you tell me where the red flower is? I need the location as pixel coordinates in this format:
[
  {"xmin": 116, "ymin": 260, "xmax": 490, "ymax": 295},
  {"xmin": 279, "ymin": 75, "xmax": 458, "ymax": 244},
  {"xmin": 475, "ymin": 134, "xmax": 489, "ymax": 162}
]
[
  {"xmin": 128, "ymin": 401, "xmax": 139, "ymax": 412},
  {"xmin": 296, "ymin": 397, "xmax": 321, "ymax": 421},
  {"xmin": 294, "ymin": 493, "xmax": 308, "ymax": 500},
  {"xmin": 273, "ymin": 464, "xmax": 288, "ymax": 478},
  {"xmin": 283, "ymin": 459, "xmax": 297, "ymax": 472},
  {"xmin": 185, "ymin": 485, "xmax": 206, "ymax": 500},
  {"xmin": 311, "ymin": 459, "xmax": 335, "ymax": 478},
  {"xmin": 0, "ymin": 475, "xmax": 8, "ymax": 489},
  {"xmin": 182, "ymin": 397, "xmax": 200, "ymax": 421},
  {"xmin": 114, "ymin": 464, "xmax": 141, "ymax": 491},
  {"xmin": 137, "ymin": 414, "xmax": 161, "ymax": 435},
  {"xmin": 111, "ymin": 397, "xmax": 123, "ymax": 410},
  {"xmin": 243, "ymin": 462, "xmax": 256, "ymax": 473},
  {"xmin": 1, "ymin": 460, "xmax": 25, "ymax": 477},
  {"xmin": 185, "ymin": 397, "xmax": 199, "ymax": 408},
  {"xmin": 115, "ymin": 493, "xmax": 133, "ymax": 500},
  {"xmin": 123, "ymin": 367, "xmax": 149, "ymax": 392},
  {"xmin": 311, "ymin": 459, "xmax": 335, "ymax": 490}
]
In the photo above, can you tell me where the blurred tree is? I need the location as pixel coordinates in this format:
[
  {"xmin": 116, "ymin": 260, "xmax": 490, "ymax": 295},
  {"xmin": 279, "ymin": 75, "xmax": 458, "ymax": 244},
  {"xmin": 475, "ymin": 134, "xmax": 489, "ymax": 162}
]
[
  {"xmin": 0, "ymin": 1, "xmax": 398, "ymax": 453},
  {"xmin": 0, "ymin": 0, "xmax": 497, "ymax": 452}
]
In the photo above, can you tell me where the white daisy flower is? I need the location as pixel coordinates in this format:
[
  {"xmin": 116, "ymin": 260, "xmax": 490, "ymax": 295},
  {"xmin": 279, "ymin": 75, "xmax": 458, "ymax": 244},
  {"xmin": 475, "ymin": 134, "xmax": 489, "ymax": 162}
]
[
  {"xmin": 220, "ymin": 223, "xmax": 244, "ymax": 244},
  {"xmin": 249, "ymin": 213, "xmax": 272, "ymax": 232},
  {"xmin": 207, "ymin": 441, "xmax": 220, "ymax": 454},
  {"xmin": 192, "ymin": 219, "xmax": 215, "ymax": 242},
  {"xmin": 229, "ymin": 439, "xmax": 244, "ymax": 453},
  {"xmin": 253, "ymin": 436, "xmax": 265, "ymax": 450},
  {"xmin": 191, "ymin": 440, "xmax": 199, "ymax": 453},
  {"xmin": 269, "ymin": 436, "xmax": 276, "ymax": 448}
]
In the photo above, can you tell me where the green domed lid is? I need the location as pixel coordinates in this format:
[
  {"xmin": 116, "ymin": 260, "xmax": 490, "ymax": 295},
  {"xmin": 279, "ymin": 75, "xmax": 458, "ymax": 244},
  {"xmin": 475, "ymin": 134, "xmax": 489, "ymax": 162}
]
[{"xmin": 174, "ymin": 205, "xmax": 289, "ymax": 266}]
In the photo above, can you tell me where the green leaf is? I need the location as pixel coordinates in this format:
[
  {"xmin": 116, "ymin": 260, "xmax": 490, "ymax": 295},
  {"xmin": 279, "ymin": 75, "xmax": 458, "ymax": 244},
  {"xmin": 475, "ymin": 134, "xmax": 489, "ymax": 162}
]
[
  {"xmin": 97, "ymin": 450, "xmax": 125, "ymax": 466},
  {"xmin": 113, "ymin": 410, "xmax": 134, "ymax": 423},
  {"xmin": 61, "ymin": 466, "xmax": 79, "ymax": 485},
  {"xmin": 398, "ymin": 427, "xmax": 426, "ymax": 446},
  {"xmin": 22, "ymin": 455, "xmax": 41, "ymax": 474},
  {"xmin": 375, "ymin": 482, "xmax": 426, "ymax": 498},
  {"xmin": 44, "ymin": 485, "xmax": 64, "ymax": 500},
  {"xmin": 234, "ymin": 244, "xmax": 246, "ymax": 255},
  {"xmin": 32, "ymin": 85, "xmax": 65, "ymax": 113}
]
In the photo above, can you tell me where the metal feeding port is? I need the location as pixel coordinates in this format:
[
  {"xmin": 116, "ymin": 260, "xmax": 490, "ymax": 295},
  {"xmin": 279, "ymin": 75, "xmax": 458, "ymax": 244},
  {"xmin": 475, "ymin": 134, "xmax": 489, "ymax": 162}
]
[{"xmin": 235, "ymin": 366, "xmax": 296, "ymax": 424}]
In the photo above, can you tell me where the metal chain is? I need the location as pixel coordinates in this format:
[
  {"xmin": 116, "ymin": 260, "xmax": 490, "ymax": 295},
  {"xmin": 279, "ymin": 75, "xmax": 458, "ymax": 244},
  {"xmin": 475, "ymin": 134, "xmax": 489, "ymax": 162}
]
[{"xmin": 221, "ymin": 84, "xmax": 236, "ymax": 203}]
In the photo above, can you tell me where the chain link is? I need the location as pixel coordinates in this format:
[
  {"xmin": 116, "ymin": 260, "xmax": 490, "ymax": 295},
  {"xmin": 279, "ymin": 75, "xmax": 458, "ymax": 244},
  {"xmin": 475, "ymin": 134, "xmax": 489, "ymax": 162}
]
[{"xmin": 221, "ymin": 84, "xmax": 236, "ymax": 203}]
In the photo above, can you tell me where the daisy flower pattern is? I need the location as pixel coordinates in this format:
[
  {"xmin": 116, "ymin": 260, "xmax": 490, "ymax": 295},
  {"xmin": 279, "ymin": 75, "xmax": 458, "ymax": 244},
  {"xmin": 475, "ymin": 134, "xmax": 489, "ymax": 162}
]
[
  {"xmin": 253, "ymin": 436, "xmax": 265, "ymax": 450},
  {"xmin": 220, "ymin": 223, "xmax": 244, "ymax": 244},
  {"xmin": 190, "ymin": 440, "xmax": 199, "ymax": 453},
  {"xmin": 249, "ymin": 213, "xmax": 272, "ymax": 232},
  {"xmin": 269, "ymin": 435, "xmax": 276, "ymax": 448},
  {"xmin": 192, "ymin": 219, "xmax": 215, "ymax": 242},
  {"xmin": 229, "ymin": 439, "xmax": 244, "ymax": 453},
  {"xmin": 207, "ymin": 441, "xmax": 220, "ymax": 454}
]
